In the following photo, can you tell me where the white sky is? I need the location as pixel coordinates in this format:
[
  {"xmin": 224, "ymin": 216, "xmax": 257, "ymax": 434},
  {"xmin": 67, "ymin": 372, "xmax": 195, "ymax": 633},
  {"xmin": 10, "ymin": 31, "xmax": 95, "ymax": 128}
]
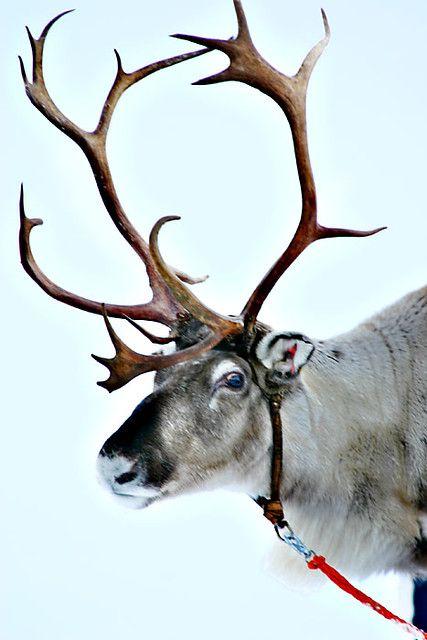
[{"xmin": 2, "ymin": 0, "xmax": 427, "ymax": 639}]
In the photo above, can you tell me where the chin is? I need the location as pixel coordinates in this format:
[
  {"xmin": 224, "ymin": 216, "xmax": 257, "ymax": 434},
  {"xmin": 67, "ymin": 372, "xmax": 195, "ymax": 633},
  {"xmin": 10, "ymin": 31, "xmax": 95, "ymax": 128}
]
[{"xmin": 110, "ymin": 493, "xmax": 159, "ymax": 510}]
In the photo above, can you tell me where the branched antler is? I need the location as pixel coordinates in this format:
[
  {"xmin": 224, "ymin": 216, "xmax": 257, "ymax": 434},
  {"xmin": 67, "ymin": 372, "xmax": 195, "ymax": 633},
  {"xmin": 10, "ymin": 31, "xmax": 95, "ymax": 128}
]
[
  {"xmin": 19, "ymin": 11, "xmax": 209, "ymax": 323},
  {"xmin": 20, "ymin": 4, "xmax": 385, "ymax": 392},
  {"xmin": 174, "ymin": 1, "xmax": 385, "ymax": 332},
  {"xmin": 92, "ymin": 306, "xmax": 228, "ymax": 392},
  {"xmin": 19, "ymin": 11, "xmax": 243, "ymax": 390}
]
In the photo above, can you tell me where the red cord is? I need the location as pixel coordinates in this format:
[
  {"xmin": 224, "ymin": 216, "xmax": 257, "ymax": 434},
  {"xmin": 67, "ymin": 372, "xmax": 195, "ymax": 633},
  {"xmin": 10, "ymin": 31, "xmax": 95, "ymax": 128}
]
[{"xmin": 307, "ymin": 555, "xmax": 427, "ymax": 639}]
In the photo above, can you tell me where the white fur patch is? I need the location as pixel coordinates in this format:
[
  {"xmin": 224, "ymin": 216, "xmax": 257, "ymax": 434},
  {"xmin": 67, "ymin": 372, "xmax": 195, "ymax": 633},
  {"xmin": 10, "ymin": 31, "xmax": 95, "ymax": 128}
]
[
  {"xmin": 210, "ymin": 359, "xmax": 243, "ymax": 385},
  {"xmin": 208, "ymin": 359, "xmax": 244, "ymax": 410},
  {"xmin": 263, "ymin": 501, "xmax": 409, "ymax": 582},
  {"xmin": 159, "ymin": 341, "xmax": 176, "ymax": 355},
  {"xmin": 97, "ymin": 454, "xmax": 132, "ymax": 491},
  {"xmin": 97, "ymin": 454, "xmax": 160, "ymax": 501},
  {"xmin": 256, "ymin": 331, "xmax": 314, "ymax": 374}
]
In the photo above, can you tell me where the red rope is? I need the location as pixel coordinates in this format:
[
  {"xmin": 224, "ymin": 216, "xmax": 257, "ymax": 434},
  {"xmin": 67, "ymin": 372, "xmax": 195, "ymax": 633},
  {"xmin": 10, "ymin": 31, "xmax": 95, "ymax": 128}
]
[{"xmin": 307, "ymin": 555, "xmax": 427, "ymax": 639}]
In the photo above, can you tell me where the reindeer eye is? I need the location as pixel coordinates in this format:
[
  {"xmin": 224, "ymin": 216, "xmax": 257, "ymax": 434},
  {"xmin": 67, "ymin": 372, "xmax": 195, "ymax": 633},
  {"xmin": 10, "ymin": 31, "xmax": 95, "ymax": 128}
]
[{"xmin": 223, "ymin": 371, "xmax": 245, "ymax": 389}]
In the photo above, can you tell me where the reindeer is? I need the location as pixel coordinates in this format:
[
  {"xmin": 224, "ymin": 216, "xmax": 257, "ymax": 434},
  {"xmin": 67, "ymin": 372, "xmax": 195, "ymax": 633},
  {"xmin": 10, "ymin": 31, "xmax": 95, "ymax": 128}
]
[{"xmin": 19, "ymin": 2, "xmax": 427, "ymax": 580}]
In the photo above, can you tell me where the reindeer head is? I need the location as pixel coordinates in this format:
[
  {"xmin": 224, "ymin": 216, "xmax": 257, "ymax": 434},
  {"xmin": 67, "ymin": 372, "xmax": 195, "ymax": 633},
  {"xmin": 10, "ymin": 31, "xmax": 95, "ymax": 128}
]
[{"xmin": 20, "ymin": 2, "xmax": 383, "ymax": 508}]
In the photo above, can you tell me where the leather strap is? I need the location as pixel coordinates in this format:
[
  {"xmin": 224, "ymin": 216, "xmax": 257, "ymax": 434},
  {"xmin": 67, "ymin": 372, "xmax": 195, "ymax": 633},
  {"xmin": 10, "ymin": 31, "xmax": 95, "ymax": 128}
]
[{"xmin": 257, "ymin": 393, "xmax": 286, "ymax": 526}]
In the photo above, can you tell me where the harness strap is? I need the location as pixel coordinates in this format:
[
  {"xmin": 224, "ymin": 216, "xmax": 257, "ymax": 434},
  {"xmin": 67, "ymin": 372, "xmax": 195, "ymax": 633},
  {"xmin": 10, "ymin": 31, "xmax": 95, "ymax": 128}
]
[{"xmin": 258, "ymin": 394, "xmax": 286, "ymax": 525}]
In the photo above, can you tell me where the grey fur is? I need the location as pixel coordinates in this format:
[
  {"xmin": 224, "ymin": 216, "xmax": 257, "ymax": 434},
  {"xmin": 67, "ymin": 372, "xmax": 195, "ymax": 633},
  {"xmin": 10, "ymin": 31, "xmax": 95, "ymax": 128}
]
[{"xmin": 98, "ymin": 286, "xmax": 427, "ymax": 578}]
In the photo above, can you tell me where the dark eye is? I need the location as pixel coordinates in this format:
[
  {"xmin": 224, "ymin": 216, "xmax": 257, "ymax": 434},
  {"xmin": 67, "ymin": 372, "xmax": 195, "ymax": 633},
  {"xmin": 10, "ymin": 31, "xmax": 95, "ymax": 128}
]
[{"xmin": 223, "ymin": 371, "xmax": 245, "ymax": 389}]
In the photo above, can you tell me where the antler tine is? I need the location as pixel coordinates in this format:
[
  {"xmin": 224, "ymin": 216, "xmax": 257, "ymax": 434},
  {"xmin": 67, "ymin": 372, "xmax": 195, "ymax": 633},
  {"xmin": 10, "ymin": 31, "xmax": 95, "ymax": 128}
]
[
  {"xmin": 175, "ymin": 1, "xmax": 385, "ymax": 331},
  {"xmin": 19, "ymin": 11, "xmax": 211, "ymax": 323},
  {"xmin": 89, "ymin": 217, "xmax": 242, "ymax": 391},
  {"xmin": 19, "ymin": 185, "xmax": 182, "ymax": 323},
  {"xmin": 19, "ymin": 181, "xmax": 208, "ymax": 320},
  {"xmin": 149, "ymin": 216, "xmax": 242, "ymax": 333},
  {"xmin": 93, "ymin": 306, "xmax": 230, "ymax": 393},
  {"xmin": 122, "ymin": 314, "xmax": 175, "ymax": 345},
  {"xmin": 298, "ymin": 9, "xmax": 330, "ymax": 84}
]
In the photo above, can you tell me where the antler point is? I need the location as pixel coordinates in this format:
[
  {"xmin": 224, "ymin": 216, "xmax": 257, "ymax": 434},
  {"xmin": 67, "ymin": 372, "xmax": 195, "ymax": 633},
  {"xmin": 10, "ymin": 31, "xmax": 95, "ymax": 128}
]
[
  {"xmin": 39, "ymin": 10, "xmax": 75, "ymax": 41},
  {"xmin": 192, "ymin": 67, "xmax": 232, "ymax": 85},
  {"xmin": 25, "ymin": 26, "xmax": 35, "ymax": 46},
  {"xmin": 18, "ymin": 55, "xmax": 29, "ymax": 83},
  {"xmin": 18, "ymin": 185, "xmax": 43, "ymax": 228},
  {"xmin": 161, "ymin": 215, "xmax": 181, "ymax": 224},
  {"xmin": 113, "ymin": 48, "xmax": 124, "ymax": 71},
  {"xmin": 372, "ymin": 225, "xmax": 387, "ymax": 235},
  {"xmin": 91, "ymin": 353, "xmax": 105, "ymax": 364},
  {"xmin": 171, "ymin": 33, "xmax": 226, "ymax": 51},
  {"xmin": 96, "ymin": 378, "xmax": 113, "ymax": 392},
  {"xmin": 320, "ymin": 8, "xmax": 331, "ymax": 37}
]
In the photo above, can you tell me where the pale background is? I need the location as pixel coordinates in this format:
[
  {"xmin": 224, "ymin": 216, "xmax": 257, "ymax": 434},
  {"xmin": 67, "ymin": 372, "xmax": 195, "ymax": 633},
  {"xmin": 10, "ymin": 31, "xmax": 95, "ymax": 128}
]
[{"xmin": 2, "ymin": 0, "xmax": 427, "ymax": 638}]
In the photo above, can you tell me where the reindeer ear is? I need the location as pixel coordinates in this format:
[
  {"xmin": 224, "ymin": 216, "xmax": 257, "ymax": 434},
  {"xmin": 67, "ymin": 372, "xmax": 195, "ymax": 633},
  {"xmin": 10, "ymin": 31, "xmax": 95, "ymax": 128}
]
[{"xmin": 256, "ymin": 332, "xmax": 314, "ymax": 378}]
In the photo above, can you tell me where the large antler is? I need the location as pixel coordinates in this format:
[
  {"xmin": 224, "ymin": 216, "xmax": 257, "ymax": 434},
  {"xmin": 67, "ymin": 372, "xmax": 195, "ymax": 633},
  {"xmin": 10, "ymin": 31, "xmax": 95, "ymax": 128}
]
[
  {"xmin": 19, "ymin": 12, "xmax": 242, "ymax": 391},
  {"xmin": 19, "ymin": 11, "xmax": 208, "ymax": 324},
  {"xmin": 174, "ymin": 1, "xmax": 385, "ymax": 332},
  {"xmin": 20, "ymin": 5, "xmax": 385, "ymax": 392}
]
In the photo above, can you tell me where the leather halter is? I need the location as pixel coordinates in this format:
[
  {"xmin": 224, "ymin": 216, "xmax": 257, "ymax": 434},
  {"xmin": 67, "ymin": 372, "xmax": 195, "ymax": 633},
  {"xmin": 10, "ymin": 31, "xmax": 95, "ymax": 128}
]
[{"xmin": 255, "ymin": 392, "xmax": 286, "ymax": 526}]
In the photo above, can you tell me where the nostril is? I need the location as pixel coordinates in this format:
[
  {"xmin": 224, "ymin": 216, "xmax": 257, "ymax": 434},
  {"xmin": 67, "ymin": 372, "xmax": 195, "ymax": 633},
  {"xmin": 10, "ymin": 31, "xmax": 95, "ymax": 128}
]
[{"xmin": 115, "ymin": 471, "xmax": 138, "ymax": 485}]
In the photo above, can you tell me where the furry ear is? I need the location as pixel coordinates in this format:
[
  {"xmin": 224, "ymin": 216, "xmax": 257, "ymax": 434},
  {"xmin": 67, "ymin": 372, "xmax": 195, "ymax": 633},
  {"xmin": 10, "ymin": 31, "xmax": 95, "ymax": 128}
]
[{"xmin": 256, "ymin": 332, "xmax": 314, "ymax": 379}]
